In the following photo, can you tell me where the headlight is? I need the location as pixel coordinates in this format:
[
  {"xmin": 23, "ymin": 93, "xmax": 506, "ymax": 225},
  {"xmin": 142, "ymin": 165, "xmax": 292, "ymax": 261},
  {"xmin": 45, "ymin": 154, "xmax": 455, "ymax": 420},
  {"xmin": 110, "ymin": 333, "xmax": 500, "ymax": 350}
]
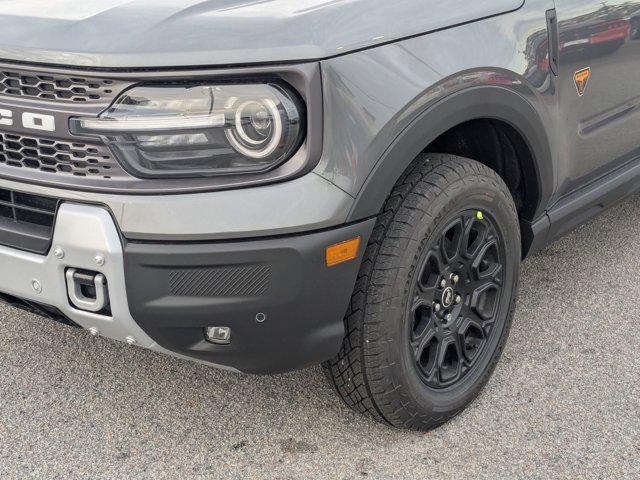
[{"xmin": 70, "ymin": 82, "xmax": 305, "ymax": 178}]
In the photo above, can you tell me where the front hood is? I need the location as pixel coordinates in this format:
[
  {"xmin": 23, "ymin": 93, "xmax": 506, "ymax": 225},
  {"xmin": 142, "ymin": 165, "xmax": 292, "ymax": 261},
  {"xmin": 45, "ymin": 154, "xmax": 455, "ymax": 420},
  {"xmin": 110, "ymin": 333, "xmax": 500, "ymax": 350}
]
[{"xmin": 0, "ymin": 0, "xmax": 523, "ymax": 69}]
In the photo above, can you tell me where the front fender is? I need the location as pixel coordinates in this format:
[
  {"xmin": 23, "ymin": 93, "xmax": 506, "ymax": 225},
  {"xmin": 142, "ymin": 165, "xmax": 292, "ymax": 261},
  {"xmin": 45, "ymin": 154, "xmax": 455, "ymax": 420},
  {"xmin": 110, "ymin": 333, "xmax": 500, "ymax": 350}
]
[{"xmin": 314, "ymin": 0, "xmax": 557, "ymax": 235}]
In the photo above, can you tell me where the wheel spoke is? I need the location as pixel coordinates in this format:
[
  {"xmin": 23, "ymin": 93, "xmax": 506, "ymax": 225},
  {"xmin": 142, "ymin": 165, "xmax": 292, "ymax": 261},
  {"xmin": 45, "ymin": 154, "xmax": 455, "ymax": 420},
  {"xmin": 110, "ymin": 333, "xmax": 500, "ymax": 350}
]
[
  {"xmin": 458, "ymin": 316, "xmax": 487, "ymax": 363},
  {"xmin": 453, "ymin": 331, "xmax": 468, "ymax": 367},
  {"xmin": 463, "ymin": 216, "xmax": 488, "ymax": 258},
  {"xmin": 467, "ymin": 278, "xmax": 500, "ymax": 296},
  {"xmin": 471, "ymin": 238, "xmax": 502, "ymax": 281},
  {"xmin": 440, "ymin": 217, "xmax": 464, "ymax": 263},
  {"xmin": 416, "ymin": 284, "xmax": 437, "ymax": 303},
  {"xmin": 411, "ymin": 323, "xmax": 437, "ymax": 361},
  {"xmin": 436, "ymin": 336, "xmax": 462, "ymax": 384},
  {"xmin": 430, "ymin": 246, "xmax": 448, "ymax": 271},
  {"xmin": 417, "ymin": 248, "xmax": 445, "ymax": 297},
  {"xmin": 470, "ymin": 281, "xmax": 502, "ymax": 321},
  {"xmin": 408, "ymin": 208, "xmax": 507, "ymax": 389},
  {"xmin": 465, "ymin": 308, "xmax": 489, "ymax": 326}
]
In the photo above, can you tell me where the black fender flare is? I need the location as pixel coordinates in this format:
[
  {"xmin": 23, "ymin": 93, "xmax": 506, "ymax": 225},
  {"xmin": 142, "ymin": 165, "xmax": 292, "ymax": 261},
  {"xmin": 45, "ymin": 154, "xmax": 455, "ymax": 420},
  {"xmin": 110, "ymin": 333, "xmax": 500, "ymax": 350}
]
[{"xmin": 346, "ymin": 85, "xmax": 555, "ymax": 227}]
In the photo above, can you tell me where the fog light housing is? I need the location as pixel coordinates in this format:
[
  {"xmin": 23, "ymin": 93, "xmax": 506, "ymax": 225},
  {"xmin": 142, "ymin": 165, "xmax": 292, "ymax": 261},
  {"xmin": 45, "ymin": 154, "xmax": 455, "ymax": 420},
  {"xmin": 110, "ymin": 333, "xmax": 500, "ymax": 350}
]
[{"xmin": 205, "ymin": 326, "xmax": 231, "ymax": 345}]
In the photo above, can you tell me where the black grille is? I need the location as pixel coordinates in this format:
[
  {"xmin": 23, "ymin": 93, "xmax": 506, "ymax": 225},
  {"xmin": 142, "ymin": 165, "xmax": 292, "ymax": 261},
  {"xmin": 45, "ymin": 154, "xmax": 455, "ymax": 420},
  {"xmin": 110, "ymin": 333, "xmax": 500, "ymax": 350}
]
[
  {"xmin": 0, "ymin": 188, "xmax": 58, "ymax": 254},
  {"xmin": 0, "ymin": 132, "xmax": 125, "ymax": 179},
  {"xmin": 0, "ymin": 70, "xmax": 124, "ymax": 103}
]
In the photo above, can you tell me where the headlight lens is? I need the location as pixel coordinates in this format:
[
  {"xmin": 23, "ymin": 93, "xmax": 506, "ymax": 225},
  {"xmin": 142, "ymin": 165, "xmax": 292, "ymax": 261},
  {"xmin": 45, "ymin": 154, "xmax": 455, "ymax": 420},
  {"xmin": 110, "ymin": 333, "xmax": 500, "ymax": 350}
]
[{"xmin": 71, "ymin": 82, "xmax": 305, "ymax": 177}]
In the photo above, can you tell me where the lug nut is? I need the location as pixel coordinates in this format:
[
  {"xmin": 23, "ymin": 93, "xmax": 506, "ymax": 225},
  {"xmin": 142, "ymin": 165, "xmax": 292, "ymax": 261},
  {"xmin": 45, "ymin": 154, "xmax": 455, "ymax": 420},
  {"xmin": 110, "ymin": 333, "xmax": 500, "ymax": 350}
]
[
  {"xmin": 433, "ymin": 303, "xmax": 441, "ymax": 313},
  {"xmin": 31, "ymin": 279, "xmax": 42, "ymax": 294},
  {"xmin": 445, "ymin": 313, "xmax": 453, "ymax": 322},
  {"xmin": 125, "ymin": 336, "xmax": 136, "ymax": 345},
  {"xmin": 88, "ymin": 327, "xmax": 99, "ymax": 336},
  {"xmin": 440, "ymin": 279, "xmax": 447, "ymax": 288},
  {"xmin": 455, "ymin": 295, "xmax": 462, "ymax": 304},
  {"xmin": 94, "ymin": 254, "xmax": 105, "ymax": 267},
  {"xmin": 451, "ymin": 274, "xmax": 460, "ymax": 285},
  {"xmin": 53, "ymin": 247, "xmax": 65, "ymax": 259}
]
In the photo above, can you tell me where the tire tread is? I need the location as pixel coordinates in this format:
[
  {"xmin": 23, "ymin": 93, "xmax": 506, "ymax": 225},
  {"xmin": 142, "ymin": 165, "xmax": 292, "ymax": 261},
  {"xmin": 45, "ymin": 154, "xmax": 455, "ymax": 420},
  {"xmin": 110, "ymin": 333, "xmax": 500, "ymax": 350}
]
[{"xmin": 323, "ymin": 153, "xmax": 520, "ymax": 430}]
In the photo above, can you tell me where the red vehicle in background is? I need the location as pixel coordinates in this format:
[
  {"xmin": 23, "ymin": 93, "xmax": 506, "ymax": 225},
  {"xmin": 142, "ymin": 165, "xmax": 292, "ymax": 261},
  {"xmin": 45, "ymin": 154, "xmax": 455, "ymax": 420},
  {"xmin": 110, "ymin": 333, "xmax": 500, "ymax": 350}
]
[
  {"xmin": 560, "ymin": 16, "xmax": 629, "ymax": 56},
  {"xmin": 589, "ymin": 18, "xmax": 630, "ymax": 46}
]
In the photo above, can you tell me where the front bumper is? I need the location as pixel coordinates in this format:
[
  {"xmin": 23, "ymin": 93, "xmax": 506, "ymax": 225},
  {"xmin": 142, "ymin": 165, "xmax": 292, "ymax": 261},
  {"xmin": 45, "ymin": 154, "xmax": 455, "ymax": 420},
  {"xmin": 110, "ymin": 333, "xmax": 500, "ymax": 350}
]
[{"xmin": 0, "ymin": 201, "xmax": 374, "ymax": 374}]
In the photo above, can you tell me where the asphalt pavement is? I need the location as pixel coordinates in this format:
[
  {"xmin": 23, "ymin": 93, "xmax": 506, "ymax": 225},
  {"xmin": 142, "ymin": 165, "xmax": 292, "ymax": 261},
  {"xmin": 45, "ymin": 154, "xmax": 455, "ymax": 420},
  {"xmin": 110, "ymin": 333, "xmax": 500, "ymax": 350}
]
[{"xmin": 1, "ymin": 195, "xmax": 639, "ymax": 479}]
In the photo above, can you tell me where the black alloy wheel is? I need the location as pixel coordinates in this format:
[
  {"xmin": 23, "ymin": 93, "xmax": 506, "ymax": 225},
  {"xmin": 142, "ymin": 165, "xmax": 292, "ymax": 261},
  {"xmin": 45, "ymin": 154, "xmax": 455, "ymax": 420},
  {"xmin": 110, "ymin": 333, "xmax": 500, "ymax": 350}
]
[{"xmin": 410, "ymin": 209, "xmax": 505, "ymax": 389}]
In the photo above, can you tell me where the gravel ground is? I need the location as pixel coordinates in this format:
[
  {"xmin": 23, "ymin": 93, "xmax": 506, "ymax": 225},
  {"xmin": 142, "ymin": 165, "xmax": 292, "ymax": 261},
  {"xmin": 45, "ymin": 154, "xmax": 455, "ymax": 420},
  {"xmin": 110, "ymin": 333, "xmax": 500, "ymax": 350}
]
[{"xmin": 1, "ymin": 195, "xmax": 639, "ymax": 480}]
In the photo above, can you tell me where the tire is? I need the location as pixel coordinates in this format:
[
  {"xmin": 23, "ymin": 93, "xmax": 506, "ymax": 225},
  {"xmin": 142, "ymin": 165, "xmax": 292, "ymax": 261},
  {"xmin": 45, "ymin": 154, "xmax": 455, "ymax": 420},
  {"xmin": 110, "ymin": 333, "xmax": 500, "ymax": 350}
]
[{"xmin": 323, "ymin": 153, "xmax": 521, "ymax": 430}]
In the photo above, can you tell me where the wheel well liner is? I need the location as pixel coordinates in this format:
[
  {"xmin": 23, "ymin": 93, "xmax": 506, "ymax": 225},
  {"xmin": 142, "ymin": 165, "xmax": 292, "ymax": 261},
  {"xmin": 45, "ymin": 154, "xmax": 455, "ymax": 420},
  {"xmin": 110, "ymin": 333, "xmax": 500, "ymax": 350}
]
[{"xmin": 425, "ymin": 118, "xmax": 536, "ymax": 220}]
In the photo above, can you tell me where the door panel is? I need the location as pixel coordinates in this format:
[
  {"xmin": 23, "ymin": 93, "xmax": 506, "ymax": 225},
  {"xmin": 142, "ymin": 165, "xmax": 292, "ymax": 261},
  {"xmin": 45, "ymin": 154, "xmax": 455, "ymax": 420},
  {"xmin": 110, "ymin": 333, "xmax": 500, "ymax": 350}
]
[{"xmin": 555, "ymin": 0, "xmax": 640, "ymax": 196}]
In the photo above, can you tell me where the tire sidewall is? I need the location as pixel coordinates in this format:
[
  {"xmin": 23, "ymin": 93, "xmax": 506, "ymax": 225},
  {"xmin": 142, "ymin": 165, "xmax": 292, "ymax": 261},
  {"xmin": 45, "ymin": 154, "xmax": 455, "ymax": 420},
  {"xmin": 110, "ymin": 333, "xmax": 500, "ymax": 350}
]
[{"xmin": 375, "ymin": 174, "xmax": 520, "ymax": 419}]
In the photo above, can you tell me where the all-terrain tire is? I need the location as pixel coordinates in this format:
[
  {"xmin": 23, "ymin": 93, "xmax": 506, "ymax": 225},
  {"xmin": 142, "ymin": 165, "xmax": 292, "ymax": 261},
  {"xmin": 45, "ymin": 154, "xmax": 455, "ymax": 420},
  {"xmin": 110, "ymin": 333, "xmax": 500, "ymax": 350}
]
[{"xmin": 323, "ymin": 153, "xmax": 521, "ymax": 430}]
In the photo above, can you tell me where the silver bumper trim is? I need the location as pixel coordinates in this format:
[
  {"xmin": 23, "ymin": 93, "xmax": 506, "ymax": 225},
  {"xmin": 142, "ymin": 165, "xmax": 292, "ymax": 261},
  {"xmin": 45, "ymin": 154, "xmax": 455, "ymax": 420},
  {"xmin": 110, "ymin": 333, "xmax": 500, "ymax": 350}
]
[{"xmin": 0, "ymin": 203, "xmax": 239, "ymax": 372}]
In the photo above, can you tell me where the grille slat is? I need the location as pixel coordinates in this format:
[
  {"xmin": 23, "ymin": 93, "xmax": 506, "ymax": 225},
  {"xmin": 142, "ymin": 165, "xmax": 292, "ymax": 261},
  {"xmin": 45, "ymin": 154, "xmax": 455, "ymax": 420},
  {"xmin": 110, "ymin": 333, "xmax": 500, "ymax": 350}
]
[
  {"xmin": 0, "ymin": 70, "xmax": 128, "ymax": 103},
  {"xmin": 0, "ymin": 187, "xmax": 58, "ymax": 254},
  {"xmin": 0, "ymin": 132, "xmax": 125, "ymax": 179},
  {"xmin": 0, "ymin": 198, "xmax": 54, "ymax": 216},
  {"xmin": 0, "ymin": 187, "xmax": 56, "ymax": 227}
]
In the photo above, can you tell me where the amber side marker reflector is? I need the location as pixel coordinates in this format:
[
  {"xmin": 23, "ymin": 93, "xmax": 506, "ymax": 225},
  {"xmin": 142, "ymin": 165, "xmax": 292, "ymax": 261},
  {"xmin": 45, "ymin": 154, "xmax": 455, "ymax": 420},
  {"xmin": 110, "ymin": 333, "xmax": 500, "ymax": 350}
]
[{"xmin": 326, "ymin": 237, "xmax": 361, "ymax": 267}]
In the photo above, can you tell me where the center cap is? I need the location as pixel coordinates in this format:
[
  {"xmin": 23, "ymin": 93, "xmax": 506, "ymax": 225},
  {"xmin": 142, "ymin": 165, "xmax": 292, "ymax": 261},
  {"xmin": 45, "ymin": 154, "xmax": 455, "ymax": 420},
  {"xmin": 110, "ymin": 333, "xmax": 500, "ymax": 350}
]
[{"xmin": 441, "ymin": 287, "xmax": 454, "ymax": 308}]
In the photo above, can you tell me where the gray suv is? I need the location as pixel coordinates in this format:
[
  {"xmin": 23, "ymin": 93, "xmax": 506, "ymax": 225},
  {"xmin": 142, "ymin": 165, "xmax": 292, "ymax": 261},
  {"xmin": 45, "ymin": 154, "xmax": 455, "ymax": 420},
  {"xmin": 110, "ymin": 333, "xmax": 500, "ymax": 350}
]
[{"xmin": 0, "ymin": 0, "xmax": 638, "ymax": 430}]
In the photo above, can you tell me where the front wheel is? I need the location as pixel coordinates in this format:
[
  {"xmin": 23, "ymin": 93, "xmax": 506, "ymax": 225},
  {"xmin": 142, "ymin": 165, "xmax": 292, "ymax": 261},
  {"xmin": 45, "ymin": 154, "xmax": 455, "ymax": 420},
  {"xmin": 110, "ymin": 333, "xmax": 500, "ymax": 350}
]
[{"xmin": 323, "ymin": 154, "xmax": 521, "ymax": 430}]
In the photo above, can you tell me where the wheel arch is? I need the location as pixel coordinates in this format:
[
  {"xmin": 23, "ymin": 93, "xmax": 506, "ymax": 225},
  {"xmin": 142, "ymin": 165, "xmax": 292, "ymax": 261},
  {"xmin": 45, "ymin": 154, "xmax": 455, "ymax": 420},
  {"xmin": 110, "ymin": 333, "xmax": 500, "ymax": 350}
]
[{"xmin": 346, "ymin": 85, "xmax": 555, "ymax": 255}]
